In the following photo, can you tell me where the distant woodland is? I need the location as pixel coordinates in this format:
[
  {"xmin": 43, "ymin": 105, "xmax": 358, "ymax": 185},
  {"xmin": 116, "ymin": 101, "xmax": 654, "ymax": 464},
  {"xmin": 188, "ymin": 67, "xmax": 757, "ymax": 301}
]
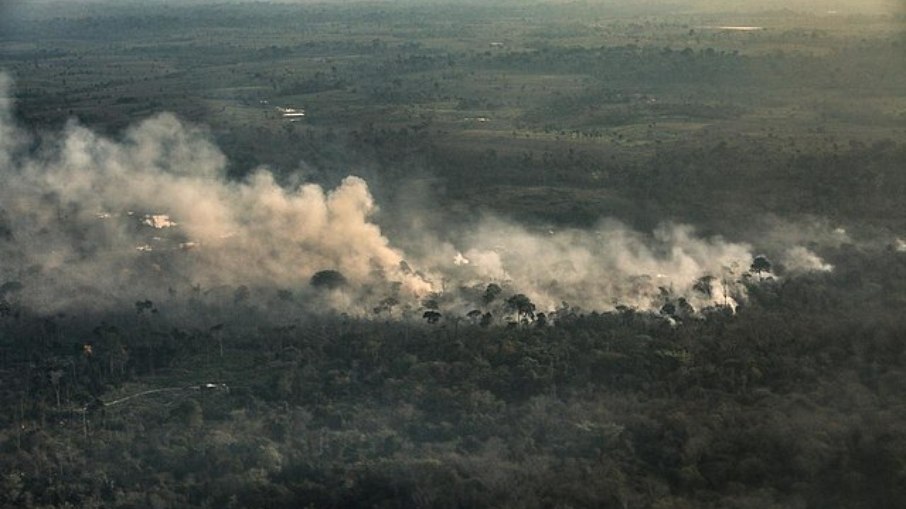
[{"xmin": 1, "ymin": 1, "xmax": 905, "ymax": 507}]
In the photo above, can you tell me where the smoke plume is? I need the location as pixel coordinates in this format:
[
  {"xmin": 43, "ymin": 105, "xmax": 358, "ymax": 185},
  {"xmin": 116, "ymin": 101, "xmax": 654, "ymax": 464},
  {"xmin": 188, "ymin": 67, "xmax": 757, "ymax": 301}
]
[
  {"xmin": 0, "ymin": 73, "xmax": 834, "ymax": 318},
  {"xmin": 420, "ymin": 219, "xmax": 752, "ymax": 314}
]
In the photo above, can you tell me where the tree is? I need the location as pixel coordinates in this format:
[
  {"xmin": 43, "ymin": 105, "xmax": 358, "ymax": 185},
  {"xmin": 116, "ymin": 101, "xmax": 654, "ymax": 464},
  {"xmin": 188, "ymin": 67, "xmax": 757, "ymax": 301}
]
[
  {"xmin": 750, "ymin": 255, "xmax": 772, "ymax": 279},
  {"xmin": 374, "ymin": 296, "xmax": 400, "ymax": 318},
  {"xmin": 661, "ymin": 302, "xmax": 676, "ymax": 317},
  {"xmin": 693, "ymin": 276, "xmax": 716, "ymax": 298},
  {"xmin": 535, "ymin": 312, "xmax": 548, "ymax": 328},
  {"xmin": 482, "ymin": 283, "xmax": 503, "ymax": 305},
  {"xmin": 310, "ymin": 270, "xmax": 348, "ymax": 290},
  {"xmin": 676, "ymin": 297, "xmax": 695, "ymax": 318},
  {"xmin": 135, "ymin": 299, "xmax": 156, "ymax": 315},
  {"xmin": 505, "ymin": 294, "xmax": 536, "ymax": 323},
  {"xmin": 422, "ymin": 310, "xmax": 442, "ymax": 324}
]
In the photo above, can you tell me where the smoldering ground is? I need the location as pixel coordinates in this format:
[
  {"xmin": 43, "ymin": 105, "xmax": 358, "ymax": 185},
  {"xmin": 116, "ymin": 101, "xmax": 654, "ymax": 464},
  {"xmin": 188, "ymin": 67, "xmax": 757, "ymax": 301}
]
[{"xmin": 0, "ymin": 73, "xmax": 836, "ymax": 320}]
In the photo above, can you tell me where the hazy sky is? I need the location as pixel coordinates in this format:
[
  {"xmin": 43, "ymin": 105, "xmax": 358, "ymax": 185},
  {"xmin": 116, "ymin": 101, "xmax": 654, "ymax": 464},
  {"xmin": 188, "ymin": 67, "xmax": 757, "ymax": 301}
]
[{"xmin": 1, "ymin": 0, "xmax": 902, "ymax": 15}]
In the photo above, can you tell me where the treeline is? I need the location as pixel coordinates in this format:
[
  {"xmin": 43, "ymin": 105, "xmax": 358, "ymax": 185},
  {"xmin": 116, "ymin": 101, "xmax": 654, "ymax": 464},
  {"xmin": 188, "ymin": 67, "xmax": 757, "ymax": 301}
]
[{"xmin": 1, "ymin": 245, "xmax": 906, "ymax": 507}]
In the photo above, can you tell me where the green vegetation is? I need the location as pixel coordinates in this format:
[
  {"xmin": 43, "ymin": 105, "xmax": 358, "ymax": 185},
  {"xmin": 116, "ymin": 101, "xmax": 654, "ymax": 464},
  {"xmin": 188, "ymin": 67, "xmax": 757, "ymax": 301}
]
[
  {"xmin": 3, "ymin": 244, "xmax": 906, "ymax": 507},
  {"xmin": 3, "ymin": 1, "xmax": 904, "ymax": 232},
  {"xmin": 1, "ymin": 0, "xmax": 905, "ymax": 507}
]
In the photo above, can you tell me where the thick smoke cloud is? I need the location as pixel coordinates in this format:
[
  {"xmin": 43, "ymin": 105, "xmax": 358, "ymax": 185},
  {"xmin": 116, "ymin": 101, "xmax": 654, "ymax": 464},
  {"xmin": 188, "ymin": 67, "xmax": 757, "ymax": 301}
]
[
  {"xmin": 422, "ymin": 219, "xmax": 752, "ymax": 313},
  {"xmin": 0, "ymin": 78, "xmax": 431, "ymax": 313},
  {"xmin": 0, "ymin": 73, "xmax": 834, "ymax": 318}
]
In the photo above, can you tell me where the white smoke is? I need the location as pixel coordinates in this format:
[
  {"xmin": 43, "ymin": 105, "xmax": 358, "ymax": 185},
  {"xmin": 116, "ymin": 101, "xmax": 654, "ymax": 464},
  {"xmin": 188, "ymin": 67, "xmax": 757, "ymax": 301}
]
[
  {"xmin": 0, "ymin": 73, "xmax": 835, "ymax": 317},
  {"xmin": 422, "ymin": 218, "xmax": 753, "ymax": 313},
  {"xmin": 782, "ymin": 246, "xmax": 834, "ymax": 273},
  {"xmin": 0, "ymin": 77, "xmax": 433, "ymax": 313}
]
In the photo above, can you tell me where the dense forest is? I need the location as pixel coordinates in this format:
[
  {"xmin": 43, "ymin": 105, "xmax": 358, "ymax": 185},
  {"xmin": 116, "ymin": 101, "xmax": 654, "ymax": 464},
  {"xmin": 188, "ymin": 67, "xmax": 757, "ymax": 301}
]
[
  {"xmin": 1, "ymin": 0, "xmax": 905, "ymax": 507},
  {"xmin": 3, "ymin": 244, "xmax": 906, "ymax": 507}
]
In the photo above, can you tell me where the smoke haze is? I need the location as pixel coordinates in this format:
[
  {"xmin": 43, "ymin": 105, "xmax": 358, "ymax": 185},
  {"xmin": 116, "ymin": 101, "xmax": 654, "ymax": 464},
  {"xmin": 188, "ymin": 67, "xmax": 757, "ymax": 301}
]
[{"xmin": 0, "ymin": 73, "xmax": 835, "ymax": 318}]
